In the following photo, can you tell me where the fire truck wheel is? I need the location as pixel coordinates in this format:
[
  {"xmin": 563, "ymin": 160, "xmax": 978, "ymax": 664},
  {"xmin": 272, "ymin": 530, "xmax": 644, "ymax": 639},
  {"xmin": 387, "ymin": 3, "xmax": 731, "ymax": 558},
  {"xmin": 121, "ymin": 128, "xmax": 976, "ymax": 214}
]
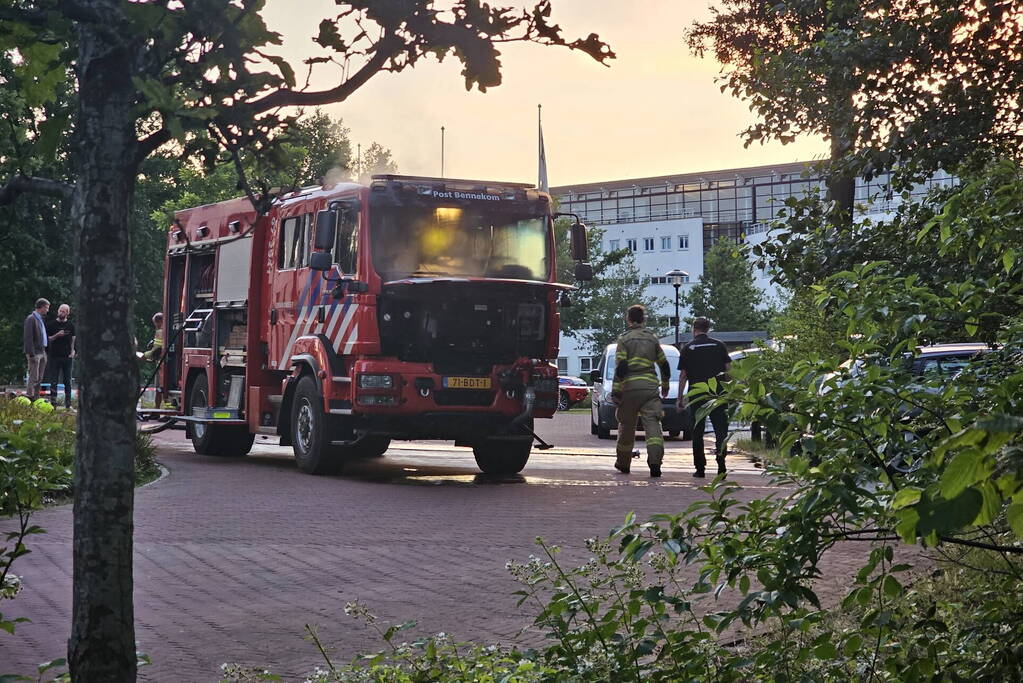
[
  {"xmin": 215, "ymin": 428, "xmax": 255, "ymax": 457},
  {"xmin": 472, "ymin": 438, "xmax": 532, "ymax": 476},
  {"xmin": 291, "ymin": 376, "xmax": 344, "ymax": 475},
  {"xmin": 186, "ymin": 375, "xmax": 254, "ymax": 457},
  {"xmin": 187, "ymin": 374, "xmax": 224, "ymax": 455}
]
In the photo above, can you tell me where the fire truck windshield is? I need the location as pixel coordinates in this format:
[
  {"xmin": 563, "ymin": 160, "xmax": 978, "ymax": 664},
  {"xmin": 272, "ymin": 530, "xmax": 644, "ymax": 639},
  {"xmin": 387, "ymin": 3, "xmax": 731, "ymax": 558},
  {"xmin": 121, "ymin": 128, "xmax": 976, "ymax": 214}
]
[{"xmin": 371, "ymin": 205, "xmax": 550, "ymax": 282}]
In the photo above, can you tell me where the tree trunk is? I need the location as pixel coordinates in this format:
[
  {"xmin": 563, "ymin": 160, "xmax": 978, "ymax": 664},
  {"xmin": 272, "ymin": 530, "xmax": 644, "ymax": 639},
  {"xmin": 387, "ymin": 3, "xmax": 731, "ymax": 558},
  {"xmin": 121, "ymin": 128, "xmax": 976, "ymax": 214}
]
[
  {"xmin": 827, "ymin": 119, "xmax": 856, "ymax": 223},
  {"xmin": 68, "ymin": 7, "xmax": 140, "ymax": 680},
  {"xmin": 825, "ymin": 0, "xmax": 857, "ymax": 225}
]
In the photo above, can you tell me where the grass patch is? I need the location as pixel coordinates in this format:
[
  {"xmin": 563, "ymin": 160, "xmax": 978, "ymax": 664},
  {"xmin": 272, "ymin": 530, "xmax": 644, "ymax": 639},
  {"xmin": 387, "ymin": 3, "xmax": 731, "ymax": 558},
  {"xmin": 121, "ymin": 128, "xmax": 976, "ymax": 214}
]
[{"xmin": 733, "ymin": 436, "xmax": 781, "ymax": 465}]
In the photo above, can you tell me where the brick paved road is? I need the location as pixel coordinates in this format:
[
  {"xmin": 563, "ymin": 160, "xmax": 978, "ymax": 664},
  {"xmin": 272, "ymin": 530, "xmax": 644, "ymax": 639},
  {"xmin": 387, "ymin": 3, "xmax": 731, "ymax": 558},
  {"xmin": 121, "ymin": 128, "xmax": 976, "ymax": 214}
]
[{"xmin": 1, "ymin": 413, "xmax": 866, "ymax": 681}]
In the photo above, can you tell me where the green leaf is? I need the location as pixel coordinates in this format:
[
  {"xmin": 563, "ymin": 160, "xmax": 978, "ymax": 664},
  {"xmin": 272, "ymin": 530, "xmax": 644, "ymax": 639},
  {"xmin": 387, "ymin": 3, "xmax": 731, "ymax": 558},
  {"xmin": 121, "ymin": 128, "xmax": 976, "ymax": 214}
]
[
  {"xmin": 973, "ymin": 482, "xmax": 1002, "ymax": 526},
  {"xmin": 36, "ymin": 114, "xmax": 69, "ymax": 162},
  {"xmin": 843, "ymin": 634, "xmax": 863, "ymax": 656},
  {"xmin": 940, "ymin": 452, "xmax": 985, "ymax": 500},
  {"xmin": 892, "ymin": 487, "xmax": 922, "ymax": 510},
  {"xmin": 1007, "ymin": 504, "xmax": 1023, "ymax": 537},
  {"xmin": 813, "ymin": 642, "xmax": 838, "ymax": 659},
  {"xmin": 882, "ymin": 574, "xmax": 902, "ymax": 598},
  {"xmin": 1003, "ymin": 249, "xmax": 1017, "ymax": 274}
]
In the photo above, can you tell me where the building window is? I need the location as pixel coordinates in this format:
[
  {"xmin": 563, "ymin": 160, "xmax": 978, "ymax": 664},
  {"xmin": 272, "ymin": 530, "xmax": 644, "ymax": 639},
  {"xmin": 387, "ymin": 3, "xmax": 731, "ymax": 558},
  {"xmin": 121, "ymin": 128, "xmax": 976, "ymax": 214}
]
[
  {"xmin": 678, "ymin": 234, "xmax": 690, "ymax": 250},
  {"xmin": 660, "ymin": 236, "xmax": 671, "ymax": 250},
  {"xmin": 643, "ymin": 237, "xmax": 655, "ymax": 251},
  {"xmin": 580, "ymin": 356, "xmax": 595, "ymax": 373},
  {"xmin": 626, "ymin": 238, "xmax": 637, "ymax": 252},
  {"xmin": 557, "ymin": 357, "xmax": 568, "ymax": 374},
  {"xmin": 609, "ymin": 239, "xmax": 620, "ymax": 251},
  {"xmin": 650, "ymin": 276, "xmax": 667, "ymax": 284}
]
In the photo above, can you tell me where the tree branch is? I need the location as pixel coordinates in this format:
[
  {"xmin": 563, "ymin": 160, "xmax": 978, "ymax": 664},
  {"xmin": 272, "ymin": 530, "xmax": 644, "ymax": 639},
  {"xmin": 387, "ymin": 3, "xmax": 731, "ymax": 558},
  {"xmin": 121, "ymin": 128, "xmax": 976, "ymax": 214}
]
[
  {"xmin": 245, "ymin": 35, "xmax": 404, "ymax": 114},
  {"xmin": 0, "ymin": 174, "xmax": 73, "ymax": 206}
]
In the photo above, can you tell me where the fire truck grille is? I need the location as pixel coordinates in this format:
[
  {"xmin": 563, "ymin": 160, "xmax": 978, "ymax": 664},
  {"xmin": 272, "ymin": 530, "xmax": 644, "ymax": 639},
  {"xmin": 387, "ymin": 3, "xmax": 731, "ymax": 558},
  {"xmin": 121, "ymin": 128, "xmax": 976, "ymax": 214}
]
[{"xmin": 433, "ymin": 390, "xmax": 495, "ymax": 407}]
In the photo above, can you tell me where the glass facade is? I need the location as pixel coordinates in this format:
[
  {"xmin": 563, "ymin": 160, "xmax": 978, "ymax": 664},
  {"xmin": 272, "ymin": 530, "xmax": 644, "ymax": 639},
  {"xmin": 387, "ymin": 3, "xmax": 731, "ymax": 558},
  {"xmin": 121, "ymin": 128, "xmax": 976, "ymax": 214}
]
[{"xmin": 553, "ymin": 165, "xmax": 957, "ymax": 252}]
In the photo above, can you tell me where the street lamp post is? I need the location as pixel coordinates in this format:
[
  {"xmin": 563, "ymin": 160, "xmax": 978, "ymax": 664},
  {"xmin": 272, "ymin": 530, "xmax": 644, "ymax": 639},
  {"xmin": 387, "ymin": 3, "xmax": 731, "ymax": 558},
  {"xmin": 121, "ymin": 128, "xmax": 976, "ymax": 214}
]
[{"xmin": 666, "ymin": 269, "xmax": 689, "ymax": 347}]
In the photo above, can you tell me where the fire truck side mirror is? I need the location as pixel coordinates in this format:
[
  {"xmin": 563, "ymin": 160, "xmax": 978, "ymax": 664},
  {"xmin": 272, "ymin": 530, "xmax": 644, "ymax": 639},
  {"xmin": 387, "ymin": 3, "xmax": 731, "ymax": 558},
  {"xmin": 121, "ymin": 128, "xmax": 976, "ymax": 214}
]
[
  {"xmin": 309, "ymin": 251, "xmax": 333, "ymax": 272},
  {"xmin": 314, "ymin": 210, "xmax": 338, "ymax": 251},
  {"xmin": 570, "ymin": 221, "xmax": 589, "ymax": 262},
  {"xmin": 573, "ymin": 262, "xmax": 593, "ymax": 282}
]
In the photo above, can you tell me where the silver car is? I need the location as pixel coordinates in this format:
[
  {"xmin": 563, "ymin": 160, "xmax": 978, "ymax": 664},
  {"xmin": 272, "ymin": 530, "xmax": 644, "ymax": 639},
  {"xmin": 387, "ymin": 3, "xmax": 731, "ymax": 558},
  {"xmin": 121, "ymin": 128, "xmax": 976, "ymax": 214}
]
[{"xmin": 590, "ymin": 343, "xmax": 691, "ymax": 440}]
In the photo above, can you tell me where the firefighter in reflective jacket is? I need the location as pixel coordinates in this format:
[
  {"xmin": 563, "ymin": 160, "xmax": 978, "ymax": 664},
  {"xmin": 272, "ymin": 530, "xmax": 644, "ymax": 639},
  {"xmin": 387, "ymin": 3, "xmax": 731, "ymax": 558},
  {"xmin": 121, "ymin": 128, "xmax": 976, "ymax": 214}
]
[{"xmin": 611, "ymin": 304, "xmax": 671, "ymax": 477}]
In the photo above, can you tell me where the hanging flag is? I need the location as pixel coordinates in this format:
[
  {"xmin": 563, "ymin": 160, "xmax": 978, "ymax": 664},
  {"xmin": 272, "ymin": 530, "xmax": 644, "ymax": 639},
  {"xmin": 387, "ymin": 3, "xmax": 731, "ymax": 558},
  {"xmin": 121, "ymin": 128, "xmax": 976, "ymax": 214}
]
[{"xmin": 538, "ymin": 104, "xmax": 549, "ymax": 193}]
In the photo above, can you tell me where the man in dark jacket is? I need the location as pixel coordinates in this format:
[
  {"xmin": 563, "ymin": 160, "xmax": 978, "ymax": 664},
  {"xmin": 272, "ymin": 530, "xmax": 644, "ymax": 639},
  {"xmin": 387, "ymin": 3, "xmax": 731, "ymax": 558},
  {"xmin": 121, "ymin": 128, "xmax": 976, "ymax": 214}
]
[
  {"xmin": 677, "ymin": 317, "xmax": 731, "ymax": 478},
  {"xmin": 45, "ymin": 303, "xmax": 76, "ymax": 408},
  {"xmin": 23, "ymin": 298, "xmax": 50, "ymax": 399}
]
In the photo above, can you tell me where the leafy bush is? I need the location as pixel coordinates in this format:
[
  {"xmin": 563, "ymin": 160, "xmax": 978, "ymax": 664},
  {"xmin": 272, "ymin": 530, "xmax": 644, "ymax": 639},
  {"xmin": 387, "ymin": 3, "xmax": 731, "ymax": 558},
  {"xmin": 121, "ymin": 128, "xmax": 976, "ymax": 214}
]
[
  {"xmin": 1, "ymin": 398, "xmax": 75, "ymax": 640},
  {"xmin": 1, "ymin": 396, "xmax": 159, "ymax": 664}
]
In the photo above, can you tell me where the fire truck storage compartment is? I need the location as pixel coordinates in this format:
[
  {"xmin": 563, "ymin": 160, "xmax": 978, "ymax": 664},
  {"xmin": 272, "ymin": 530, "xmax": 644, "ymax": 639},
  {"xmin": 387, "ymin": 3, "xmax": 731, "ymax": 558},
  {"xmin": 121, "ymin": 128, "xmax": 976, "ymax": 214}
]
[
  {"xmin": 377, "ymin": 282, "xmax": 547, "ymax": 375},
  {"xmin": 215, "ymin": 307, "xmax": 248, "ymax": 409},
  {"xmin": 215, "ymin": 236, "xmax": 252, "ymax": 304},
  {"xmin": 188, "ymin": 251, "xmax": 215, "ymax": 304}
]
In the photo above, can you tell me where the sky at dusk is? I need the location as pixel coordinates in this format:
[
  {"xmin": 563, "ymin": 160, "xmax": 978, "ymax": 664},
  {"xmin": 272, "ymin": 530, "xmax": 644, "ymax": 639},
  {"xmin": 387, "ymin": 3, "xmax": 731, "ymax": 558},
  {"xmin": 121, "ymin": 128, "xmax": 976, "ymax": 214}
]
[{"xmin": 262, "ymin": 1, "xmax": 828, "ymax": 187}]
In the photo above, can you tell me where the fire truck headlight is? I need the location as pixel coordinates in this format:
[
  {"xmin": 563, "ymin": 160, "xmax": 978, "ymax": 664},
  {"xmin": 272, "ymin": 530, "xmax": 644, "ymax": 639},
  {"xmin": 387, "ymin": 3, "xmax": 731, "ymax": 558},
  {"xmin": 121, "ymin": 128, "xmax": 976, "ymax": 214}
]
[{"xmin": 359, "ymin": 374, "xmax": 395, "ymax": 389}]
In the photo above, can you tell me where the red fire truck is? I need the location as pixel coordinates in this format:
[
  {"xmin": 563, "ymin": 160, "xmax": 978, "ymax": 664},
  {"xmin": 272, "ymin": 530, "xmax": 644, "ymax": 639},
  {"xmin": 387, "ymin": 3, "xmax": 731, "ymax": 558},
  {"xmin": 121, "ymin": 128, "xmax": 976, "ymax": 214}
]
[{"xmin": 158, "ymin": 175, "xmax": 592, "ymax": 475}]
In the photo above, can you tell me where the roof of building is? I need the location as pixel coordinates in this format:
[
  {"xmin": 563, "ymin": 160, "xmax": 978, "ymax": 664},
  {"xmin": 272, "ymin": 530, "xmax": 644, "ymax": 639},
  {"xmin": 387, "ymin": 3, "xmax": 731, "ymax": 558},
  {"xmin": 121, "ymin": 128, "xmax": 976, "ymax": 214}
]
[{"xmin": 550, "ymin": 160, "xmax": 817, "ymax": 194}]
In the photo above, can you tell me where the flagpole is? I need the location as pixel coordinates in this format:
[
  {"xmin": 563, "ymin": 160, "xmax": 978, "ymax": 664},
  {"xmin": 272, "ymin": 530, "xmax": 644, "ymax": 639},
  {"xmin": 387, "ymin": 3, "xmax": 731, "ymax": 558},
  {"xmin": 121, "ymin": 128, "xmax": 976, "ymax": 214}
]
[
  {"xmin": 441, "ymin": 126, "xmax": 445, "ymax": 178},
  {"xmin": 537, "ymin": 103, "xmax": 549, "ymax": 192}
]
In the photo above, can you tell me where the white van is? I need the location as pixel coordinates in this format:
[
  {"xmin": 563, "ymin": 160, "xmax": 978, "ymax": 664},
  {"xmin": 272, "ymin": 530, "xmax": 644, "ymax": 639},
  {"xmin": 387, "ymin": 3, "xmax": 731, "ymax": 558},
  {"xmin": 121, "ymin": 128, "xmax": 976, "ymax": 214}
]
[{"xmin": 589, "ymin": 343, "xmax": 691, "ymax": 440}]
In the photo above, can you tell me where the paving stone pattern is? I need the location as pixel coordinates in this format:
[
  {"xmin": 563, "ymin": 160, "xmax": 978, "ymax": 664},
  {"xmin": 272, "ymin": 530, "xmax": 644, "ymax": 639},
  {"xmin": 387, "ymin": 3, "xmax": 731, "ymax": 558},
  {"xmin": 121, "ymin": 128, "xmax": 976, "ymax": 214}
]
[{"xmin": 2, "ymin": 413, "xmax": 881, "ymax": 681}]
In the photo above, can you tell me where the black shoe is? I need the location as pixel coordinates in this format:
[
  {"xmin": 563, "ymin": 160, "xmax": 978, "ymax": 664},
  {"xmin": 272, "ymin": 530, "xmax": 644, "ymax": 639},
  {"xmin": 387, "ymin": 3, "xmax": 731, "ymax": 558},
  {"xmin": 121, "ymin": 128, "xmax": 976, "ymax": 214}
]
[
  {"xmin": 632, "ymin": 450, "xmax": 640, "ymax": 459},
  {"xmin": 717, "ymin": 468, "xmax": 727, "ymax": 476},
  {"xmin": 649, "ymin": 464, "xmax": 661, "ymax": 478},
  {"xmin": 614, "ymin": 461, "xmax": 631, "ymax": 474},
  {"xmin": 692, "ymin": 471, "xmax": 705, "ymax": 478}
]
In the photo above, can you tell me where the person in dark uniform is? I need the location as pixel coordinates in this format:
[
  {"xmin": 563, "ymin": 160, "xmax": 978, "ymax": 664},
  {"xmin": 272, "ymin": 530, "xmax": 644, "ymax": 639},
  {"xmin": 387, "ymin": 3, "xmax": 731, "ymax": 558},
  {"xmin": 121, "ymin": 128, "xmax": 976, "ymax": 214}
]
[
  {"xmin": 677, "ymin": 317, "xmax": 731, "ymax": 478},
  {"xmin": 45, "ymin": 303, "xmax": 76, "ymax": 408}
]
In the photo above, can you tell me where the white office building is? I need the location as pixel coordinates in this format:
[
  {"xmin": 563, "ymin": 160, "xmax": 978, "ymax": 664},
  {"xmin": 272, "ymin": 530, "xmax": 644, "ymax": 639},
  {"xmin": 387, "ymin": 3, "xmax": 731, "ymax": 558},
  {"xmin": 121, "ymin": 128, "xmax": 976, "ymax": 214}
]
[{"xmin": 551, "ymin": 161, "xmax": 955, "ymax": 377}]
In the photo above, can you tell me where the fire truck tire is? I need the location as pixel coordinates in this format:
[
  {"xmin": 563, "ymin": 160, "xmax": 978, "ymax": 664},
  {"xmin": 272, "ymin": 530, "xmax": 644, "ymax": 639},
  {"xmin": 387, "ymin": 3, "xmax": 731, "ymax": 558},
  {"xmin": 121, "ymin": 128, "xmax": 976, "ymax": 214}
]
[
  {"xmin": 186, "ymin": 375, "xmax": 254, "ymax": 457},
  {"xmin": 291, "ymin": 376, "xmax": 344, "ymax": 475},
  {"xmin": 187, "ymin": 374, "xmax": 225, "ymax": 455},
  {"xmin": 215, "ymin": 428, "xmax": 255, "ymax": 457},
  {"xmin": 472, "ymin": 439, "xmax": 532, "ymax": 475}
]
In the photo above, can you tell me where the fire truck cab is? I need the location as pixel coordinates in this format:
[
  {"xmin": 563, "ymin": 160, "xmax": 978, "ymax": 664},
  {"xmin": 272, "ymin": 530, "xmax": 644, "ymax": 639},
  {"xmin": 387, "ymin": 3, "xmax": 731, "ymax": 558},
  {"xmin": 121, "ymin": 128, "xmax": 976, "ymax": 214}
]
[{"xmin": 159, "ymin": 175, "xmax": 590, "ymax": 476}]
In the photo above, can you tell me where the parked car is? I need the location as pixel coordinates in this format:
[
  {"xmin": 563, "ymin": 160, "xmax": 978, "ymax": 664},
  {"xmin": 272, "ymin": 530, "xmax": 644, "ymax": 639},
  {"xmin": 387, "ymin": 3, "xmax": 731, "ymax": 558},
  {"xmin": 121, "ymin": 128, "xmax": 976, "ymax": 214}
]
[
  {"xmin": 729, "ymin": 346, "xmax": 768, "ymax": 441},
  {"xmin": 816, "ymin": 342, "xmax": 994, "ymax": 473},
  {"xmin": 590, "ymin": 343, "xmax": 691, "ymax": 440},
  {"xmin": 902, "ymin": 342, "xmax": 991, "ymax": 377},
  {"xmin": 819, "ymin": 342, "xmax": 992, "ymax": 395},
  {"xmin": 558, "ymin": 375, "xmax": 590, "ymax": 411}
]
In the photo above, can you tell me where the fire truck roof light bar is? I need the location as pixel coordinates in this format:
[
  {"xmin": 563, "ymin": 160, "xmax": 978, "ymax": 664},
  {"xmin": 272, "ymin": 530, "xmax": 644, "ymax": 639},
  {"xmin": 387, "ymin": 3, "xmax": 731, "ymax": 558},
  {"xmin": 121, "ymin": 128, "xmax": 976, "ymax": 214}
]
[{"xmin": 371, "ymin": 174, "xmax": 535, "ymax": 190}]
